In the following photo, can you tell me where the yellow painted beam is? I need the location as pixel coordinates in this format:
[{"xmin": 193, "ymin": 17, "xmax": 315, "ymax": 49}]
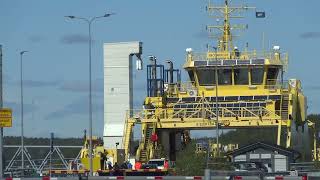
[{"xmin": 132, "ymin": 118, "xmax": 288, "ymax": 129}]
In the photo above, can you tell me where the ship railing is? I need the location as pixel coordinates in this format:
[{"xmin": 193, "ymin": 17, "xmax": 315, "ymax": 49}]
[
  {"xmin": 165, "ymin": 81, "xmax": 198, "ymax": 95},
  {"xmin": 170, "ymin": 80, "xmax": 289, "ymax": 91},
  {"xmin": 188, "ymin": 51, "xmax": 288, "ymax": 67},
  {"xmin": 263, "ymin": 79, "xmax": 289, "ymax": 90},
  {"xmin": 174, "ymin": 81, "xmax": 196, "ymax": 93},
  {"xmin": 127, "ymin": 106, "xmax": 281, "ymax": 121}
]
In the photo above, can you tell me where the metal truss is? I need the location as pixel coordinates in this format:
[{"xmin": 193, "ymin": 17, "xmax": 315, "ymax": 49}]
[{"xmin": 4, "ymin": 145, "xmax": 82, "ymax": 173}]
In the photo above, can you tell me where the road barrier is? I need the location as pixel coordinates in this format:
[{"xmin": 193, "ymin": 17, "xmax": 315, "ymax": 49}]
[
  {"xmin": 3, "ymin": 176, "xmax": 314, "ymax": 180},
  {"xmin": 203, "ymin": 169, "xmax": 310, "ymax": 180}
]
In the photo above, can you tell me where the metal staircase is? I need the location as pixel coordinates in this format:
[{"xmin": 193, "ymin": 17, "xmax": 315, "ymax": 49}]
[
  {"xmin": 139, "ymin": 125, "xmax": 154, "ymax": 162},
  {"xmin": 281, "ymin": 94, "xmax": 289, "ymax": 120},
  {"xmin": 123, "ymin": 121, "xmax": 134, "ymax": 156},
  {"xmin": 139, "ymin": 149, "xmax": 148, "ymax": 162}
]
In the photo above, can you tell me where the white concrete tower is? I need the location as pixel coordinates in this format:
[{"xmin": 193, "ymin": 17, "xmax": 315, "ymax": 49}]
[{"xmin": 103, "ymin": 41, "xmax": 142, "ymax": 149}]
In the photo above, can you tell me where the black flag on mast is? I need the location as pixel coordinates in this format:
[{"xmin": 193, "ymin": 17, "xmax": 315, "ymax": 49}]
[{"xmin": 256, "ymin": 11, "xmax": 266, "ymax": 18}]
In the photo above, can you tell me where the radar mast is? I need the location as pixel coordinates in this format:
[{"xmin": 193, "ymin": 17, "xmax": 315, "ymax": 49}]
[{"xmin": 206, "ymin": 0, "xmax": 255, "ymax": 55}]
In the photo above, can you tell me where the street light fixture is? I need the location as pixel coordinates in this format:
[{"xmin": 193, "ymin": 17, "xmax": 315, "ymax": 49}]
[
  {"xmin": 65, "ymin": 13, "xmax": 114, "ymax": 176},
  {"xmin": 20, "ymin": 50, "xmax": 28, "ymax": 174}
]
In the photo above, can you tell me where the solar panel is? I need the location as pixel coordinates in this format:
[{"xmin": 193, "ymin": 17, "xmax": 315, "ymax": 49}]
[
  {"xmin": 237, "ymin": 60, "xmax": 250, "ymax": 65},
  {"xmin": 254, "ymin": 96, "xmax": 267, "ymax": 100},
  {"xmin": 208, "ymin": 60, "xmax": 221, "ymax": 66},
  {"xmin": 252, "ymin": 59, "xmax": 265, "ymax": 64},
  {"xmin": 194, "ymin": 61, "xmax": 207, "ymax": 66},
  {"xmin": 223, "ymin": 60, "xmax": 236, "ymax": 65},
  {"xmin": 268, "ymin": 95, "xmax": 281, "ymax": 100},
  {"xmin": 194, "ymin": 59, "xmax": 265, "ymax": 67}
]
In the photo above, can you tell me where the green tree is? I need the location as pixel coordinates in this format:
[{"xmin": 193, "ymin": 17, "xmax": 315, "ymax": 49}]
[{"xmin": 175, "ymin": 140, "xmax": 207, "ymax": 176}]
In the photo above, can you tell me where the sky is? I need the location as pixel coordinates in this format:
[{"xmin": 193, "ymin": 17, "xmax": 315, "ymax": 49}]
[{"xmin": 0, "ymin": 0, "xmax": 319, "ymax": 138}]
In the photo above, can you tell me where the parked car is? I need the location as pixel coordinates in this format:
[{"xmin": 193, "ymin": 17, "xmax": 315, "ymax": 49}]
[
  {"xmin": 233, "ymin": 162, "xmax": 268, "ymax": 173},
  {"xmin": 141, "ymin": 163, "xmax": 158, "ymax": 169},
  {"xmin": 148, "ymin": 158, "xmax": 169, "ymax": 169}
]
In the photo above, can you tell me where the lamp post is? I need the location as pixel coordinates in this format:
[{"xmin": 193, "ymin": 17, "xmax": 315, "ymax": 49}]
[
  {"xmin": 212, "ymin": 47, "xmax": 219, "ymax": 157},
  {"xmin": 20, "ymin": 50, "xmax": 28, "ymax": 174},
  {"xmin": 65, "ymin": 13, "xmax": 114, "ymax": 176},
  {"xmin": 0, "ymin": 45, "xmax": 3, "ymax": 179}
]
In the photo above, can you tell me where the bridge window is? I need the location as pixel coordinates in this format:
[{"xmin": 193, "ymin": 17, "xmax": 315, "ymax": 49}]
[
  {"xmin": 218, "ymin": 69, "xmax": 232, "ymax": 85},
  {"xmin": 187, "ymin": 70, "xmax": 195, "ymax": 82},
  {"xmin": 251, "ymin": 67, "xmax": 264, "ymax": 85},
  {"xmin": 267, "ymin": 67, "xmax": 279, "ymax": 80},
  {"xmin": 266, "ymin": 67, "xmax": 280, "ymax": 85},
  {"xmin": 196, "ymin": 69, "xmax": 216, "ymax": 85},
  {"xmin": 234, "ymin": 68, "xmax": 249, "ymax": 85}
]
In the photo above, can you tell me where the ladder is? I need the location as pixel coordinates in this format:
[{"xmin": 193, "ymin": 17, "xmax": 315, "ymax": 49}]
[
  {"xmin": 123, "ymin": 122, "xmax": 134, "ymax": 157},
  {"xmin": 139, "ymin": 125, "xmax": 154, "ymax": 162},
  {"xmin": 281, "ymin": 94, "xmax": 289, "ymax": 120}
]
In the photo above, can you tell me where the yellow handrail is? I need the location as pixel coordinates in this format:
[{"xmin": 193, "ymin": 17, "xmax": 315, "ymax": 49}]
[{"xmin": 127, "ymin": 105, "xmax": 281, "ymax": 121}]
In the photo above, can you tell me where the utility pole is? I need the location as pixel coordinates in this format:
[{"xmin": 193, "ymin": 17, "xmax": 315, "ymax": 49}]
[
  {"xmin": 20, "ymin": 50, "xmax": 28, "ymax": 175},
  {"xmin": 50, "ymin": 133, "xmax": 54, "ymax": 177},
  {"xmin": 65, "ymin": 13, "xmax": 114, "ymax": 176},
  {"xmin": 0, "ymin": 45, "xmax": 4, "ymax": 179}
]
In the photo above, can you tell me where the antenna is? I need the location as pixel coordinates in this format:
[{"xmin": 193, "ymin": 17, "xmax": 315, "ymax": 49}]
[
  {"xmin": 262, "ymin": 32, "xmax": 265, "ymax": 55},
  {"xmin": 206, "ymin": 0, "xmax": 255, "ymax": 54}
]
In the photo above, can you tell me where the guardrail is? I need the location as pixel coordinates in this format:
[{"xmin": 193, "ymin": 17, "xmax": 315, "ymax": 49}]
[
  {"xmin": 204, "ymin": 169, "xmax": 309, "ymax": 180},
  {"xmin": 128, "ymin": 106, "xmax": 281, "ymax": 122},
  {"xmin": 4, "ymin": 175, "xmax": 311, "ymax": 180},
  {"xmin": 170, "ymin": 80, "xmax": 289, "ymax": 92},
  {"xmin": 5, "ymin": 169, "xmax": 316, "ymax": 180},
  {"xmin": 188, "ymin": 51, "xmax": 288, "ymax": 67}
]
